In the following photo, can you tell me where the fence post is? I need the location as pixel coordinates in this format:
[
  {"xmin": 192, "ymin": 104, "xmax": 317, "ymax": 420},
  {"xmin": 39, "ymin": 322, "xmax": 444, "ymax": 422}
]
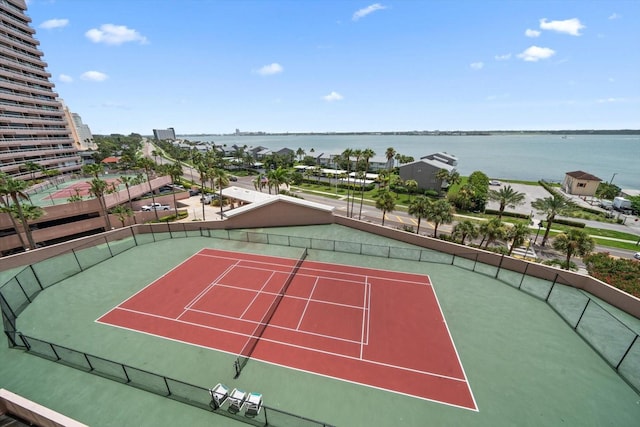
[
  {"xmin": 518, "ymin": 263, "xmax": 529, "ymax": 290},
  {"xmin": 616, "ymin": 335, "xmax": 638, "ymax": 370},
  {"xmin": 28, "ymin": 265, "xmax": 44, "ymax": 290},
  {"xmin": 71, "ymin": 249, "xmax": 84, "ymax": 273},
  {"xmin": 495, "ymin": 254, "xmax": 504, "ymax": 278},
  {"xmin": 130, "ymin": 226, "xmax": 138, "ymax": 247},
  {"xmin": 574, "ymin": 298, "xmax": 591, "ymax": 330},
  {"xmin": 105, "ymin": 236, "xmax": 114, "ymax": 258}
]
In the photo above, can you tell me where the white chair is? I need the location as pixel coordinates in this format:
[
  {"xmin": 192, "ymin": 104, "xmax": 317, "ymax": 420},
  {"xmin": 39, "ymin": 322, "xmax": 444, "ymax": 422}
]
[
  {"xmin": 228, "ymin": 388, "xmax": 247, "ymax": 414},
  {"xmin": 209, "ymin": 383, "xmax": 229, "ymax": 409},
  {"xmin": 243, "ymin": 392, "xmax": 263, "ymax": 417}
]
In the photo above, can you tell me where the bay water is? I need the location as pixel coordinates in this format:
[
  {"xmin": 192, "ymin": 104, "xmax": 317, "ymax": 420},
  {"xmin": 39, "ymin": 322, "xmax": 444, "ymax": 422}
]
[{"xmin": 179, "ymin": 134, "xmax": 640, "ymax": 189}]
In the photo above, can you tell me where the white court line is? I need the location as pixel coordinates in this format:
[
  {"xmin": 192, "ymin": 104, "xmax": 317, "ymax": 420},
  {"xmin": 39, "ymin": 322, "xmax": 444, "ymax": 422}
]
[
  {"xmin": 238, "ymin": 271, "xmax": 277, "ymax": 319},
  {"xmin": 365, "ymin": 281, "xmax": 371, "ymax": 345},
  {"xmin": 178, "ymin": 260, "xmax": 240, "ymax": 319},
  {"xmin": 359, "ymin": 279, "xmax": 368, "ymax": 359},
  {"xmin": 296, "ymin": 276, "xmax": 320, "ymax": 330}
]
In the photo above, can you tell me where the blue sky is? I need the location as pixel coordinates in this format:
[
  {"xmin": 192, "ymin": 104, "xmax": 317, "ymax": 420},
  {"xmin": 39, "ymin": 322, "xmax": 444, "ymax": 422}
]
[{"xmin": 26, "ymin": 0, "xmax": 640, "ymax": 135}]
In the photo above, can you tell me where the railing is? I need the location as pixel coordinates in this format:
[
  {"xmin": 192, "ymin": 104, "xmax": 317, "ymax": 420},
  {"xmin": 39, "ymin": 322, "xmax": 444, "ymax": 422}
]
[
  {"xmin": 1, "ymin": 224, "xmax": 638, "ymax": 401},
  {"xmin": 16, "ymin": 335, "xmax": 334, "ymax": 427}
]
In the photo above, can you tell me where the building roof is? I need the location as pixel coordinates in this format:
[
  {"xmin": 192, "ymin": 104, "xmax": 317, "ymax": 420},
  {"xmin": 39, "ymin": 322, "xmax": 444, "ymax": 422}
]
[
  {"xmin": 565, "ymin": 170, "xmax": 602, "ymax": 181},
  {"xmin": 101, "ymin": 156, "xmax": 120, "ymax": 164},
  {"xmin": 222, "ymin": 188, "xmax": 334, "ymax": 218}
]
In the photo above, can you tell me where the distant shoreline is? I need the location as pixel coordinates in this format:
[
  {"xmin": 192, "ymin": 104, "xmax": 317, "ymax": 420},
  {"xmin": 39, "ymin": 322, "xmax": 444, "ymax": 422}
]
[{"xmin": 179, "ymin": 129, "xmax": 640, "ymax": 137}]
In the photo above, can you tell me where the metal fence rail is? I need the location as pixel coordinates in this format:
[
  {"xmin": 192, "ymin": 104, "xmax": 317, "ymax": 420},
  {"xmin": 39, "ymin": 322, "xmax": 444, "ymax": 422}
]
[
  {"xmin": 1, "ymin": 223, "xmax": 638, "ymax": 405},
  {"xmin": 17, "ymin": 334, "xmax": 334, "ymax": 427}
]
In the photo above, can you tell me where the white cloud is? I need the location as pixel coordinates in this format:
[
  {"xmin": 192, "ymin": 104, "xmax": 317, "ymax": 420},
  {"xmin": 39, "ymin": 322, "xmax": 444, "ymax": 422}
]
[
  {"xmin": 256, "ymin": 63, "xmax": 284, "ymax": 76},
  {"xmin": 81, "ymin": 71, "xmax": 109, "ymax": 82},
  {"xmin": 470, "ymin": 62, "xmax": 484, "ymax": 70},
  {"xmin": 494, "ymin": 53, "xmax": 511, "ymax": 61},
  {"xmin": 323, "ymin": 91, "xmax": 343, "ymax": 102},
  {"xmin": 597, "ymin": 97, "xmax": 623, "ymax": 103},
  {"xmin": 525, "ymin": 29, "xmax": 541, "ymax": 38},
  {"xmin": 40, "ymin": 19, "xmax": 69, "ymax": 30},
  {"xmin": 539, "ymin": 18, "xmax": 585, "ymax": 36},
  {"xmin": 608, "ymin": 13, "xmax": 620, "ymax": 20},
  {"xmin": 58, "ymin": 74, "xmax": 73, "ymax": 83},
  {"xmin": 353, "ymin": 3, "xmax": 386, "ymax": 21},
  {"xmin": 85, "ymin": 24, "xmax": 148, "ymax": 45},
  {"xmin": 517, "ymin": 46, "xmax": 556, "ymax": 62}
]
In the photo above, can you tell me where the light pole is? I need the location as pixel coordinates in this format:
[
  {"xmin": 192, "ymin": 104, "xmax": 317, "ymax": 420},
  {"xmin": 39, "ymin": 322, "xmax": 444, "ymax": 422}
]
[
  {"xmin": 609, "ymin": 172, "xmax": 618, "ymax": 185},
  {"xmin": 534, "ymin": 221, "xmax": 543, "ymax": 244}
]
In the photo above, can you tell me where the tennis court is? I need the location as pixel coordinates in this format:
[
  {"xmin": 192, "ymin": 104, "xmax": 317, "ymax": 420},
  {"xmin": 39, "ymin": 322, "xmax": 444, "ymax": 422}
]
[
  {"xmin": 97, "ymin": 248, "xmax": 476, "ymax": 410},
  {"xmin": 45, "ymin": 178, "xmax": 121, "ymax": 200}
]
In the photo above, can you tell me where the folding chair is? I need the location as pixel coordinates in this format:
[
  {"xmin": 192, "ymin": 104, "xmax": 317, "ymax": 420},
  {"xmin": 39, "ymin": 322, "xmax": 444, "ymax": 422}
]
[
  {"xmin": 227, "ymin": 388, "xmax": 247, "ymax": 414},
  {"xmin": 243, "ymin": 392, "xmax": 263, "ymax": 417},
  {"xmin": 209, "ymin": 383, "xmax": 229, "ymax": 409}
]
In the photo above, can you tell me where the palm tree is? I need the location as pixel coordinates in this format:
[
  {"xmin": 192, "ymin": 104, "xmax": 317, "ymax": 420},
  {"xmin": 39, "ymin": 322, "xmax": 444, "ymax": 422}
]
[
  {"xmin": 211, "ymin": 168, "xmax": 230, "ymax": 217},
  {"xmin": 168, "ymin": 161, "xmax": 184, "ymax": 216},
  {"xmin": 82, "ymin": 163, "xmax": 104, "ymax": 179},
  {"xmin": 119, "ymin": 175, "xmax": 136, "ymax": 211},
  {"xmin": 408, "ymin": 196, "xmax": 431, "ymax": 234},
  {"xmin": 110, "ymin": 205, "xmax": 134, "ymax": 228},
  {"xmin": 452, "ymin": 220, "xmax": 479, "ymax": 245},
  {"xmin": 0, "ymin": 173, "xmax": 29, "ymax": 249},
  {"xmin": 531, "ymin": 194, "xmax": 575, "ymax": 246},
  {"xmin": 296, "ymin": 147, "xmax": 305, "ymax": 161},
  {"xmin": 196, "ymin": 162, "xmax": 209, "ymax": 220},
  {"xmin": 350, "ymin": 149, "xmax": 363, "ymax": 216},
  {"xmin": 375, "ymin": 190, "xmax": 396, "ymax": 226},
  {"xmin": 552, "ymin": 229, "xmax": 595, "ymax": 270},
  {"xmin": 88, "ymin": 177, "xmax": 113, "ymax": 230},
  {"xmin": 426, "ymin": 199, "xmax": 455, "ymax": 237},
  {"xmin": 506, "ymin": 222, "xmax": 530, "ymax": 256},
  {"xmin": 489, "ymin": 185, "xmax": 526, "ymax": 219},
  {"xmin": 358, "ymin": 148, "xmax": 375, "ymax": 219},
  {"xmin": 479, "ymin": 218, "xmax": 506, "ymax": 248},
  {"xmin": 137, "ymin": 157, "xmax": 159, "ymax": 221},
  {"xmin": 385, "ymin": 147, "xmax": 396, "ymax": 171},
  {"xmin": 341, "ymin": 149, "xmax": 353, "ymax": 217},
  {"xmin": 22, "ymin": 161, "xmax": 42, "ymax": 182},
  {"xmin": 405, "ymin": 179, "xmax": 418, "ymax": 201},
  {"xmin": 435, "ymin": 169, "xmax": 461, "ymax": 194}
]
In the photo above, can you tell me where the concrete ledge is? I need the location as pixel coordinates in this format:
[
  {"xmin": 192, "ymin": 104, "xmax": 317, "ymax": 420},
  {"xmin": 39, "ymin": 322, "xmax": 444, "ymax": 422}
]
[{"xmin": 0, "ymin": 389, "xmax": 88, "ymax": 427}]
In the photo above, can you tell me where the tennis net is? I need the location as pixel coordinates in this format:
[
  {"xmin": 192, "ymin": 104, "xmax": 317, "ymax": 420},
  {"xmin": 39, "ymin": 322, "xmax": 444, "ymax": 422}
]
[{"xmin": 234, "ymin": 248, "xmax": 308, "ymax": 377}]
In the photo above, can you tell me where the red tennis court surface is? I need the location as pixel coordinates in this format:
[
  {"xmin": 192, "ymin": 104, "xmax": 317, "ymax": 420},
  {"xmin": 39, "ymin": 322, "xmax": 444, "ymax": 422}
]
[
  {"xmin": 97, "ymin": 249, "xmax": 477, "ymax": 410},
  {"xmin": 46, "ymin": 179, "xmax": 121, "ymax": 200}
]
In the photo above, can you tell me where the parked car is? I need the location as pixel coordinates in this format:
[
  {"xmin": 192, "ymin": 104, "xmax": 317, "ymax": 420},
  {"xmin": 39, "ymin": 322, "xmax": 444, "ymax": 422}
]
[
  {"xmin": 141, "ymin": 202, "xmax": 170, "ymax": 211},
  {"xmin": 189, "ymin": 188, "xmax": 200, "ymax": 196},
  {"xmin": 634, "ymin": 252, "xmax": 640, "ymax": 260},
  {"xmin": 200, "ymin": 194, "xmax": 219, "ymax": 204},
  {"xmin": 229, "ymin": 175, "xmax": 238, "ymax": 182},
  {"xmin": 489, "ymin": 180, "xmax": 501, "ymax": 186}
]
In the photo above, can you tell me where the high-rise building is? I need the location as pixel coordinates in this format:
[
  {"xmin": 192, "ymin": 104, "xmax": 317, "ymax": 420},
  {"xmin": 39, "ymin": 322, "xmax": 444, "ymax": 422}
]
[
  {"xmin": 0, "ymin": 0, "xmax": 81, "ymax": 181},
  {"xmin": 152, "ymin": 127, "xmax": 176, "ymax": 141},
  {"xmin": 60, "ymin": 99, "xmax": 96, "ymax": 150}
]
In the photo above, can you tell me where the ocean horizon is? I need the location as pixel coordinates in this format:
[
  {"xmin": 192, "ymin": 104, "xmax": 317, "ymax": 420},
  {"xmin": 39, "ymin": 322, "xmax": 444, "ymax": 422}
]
[{"xmin": 178, "ymin": 134, "xmax": 640, "ymax": 190}]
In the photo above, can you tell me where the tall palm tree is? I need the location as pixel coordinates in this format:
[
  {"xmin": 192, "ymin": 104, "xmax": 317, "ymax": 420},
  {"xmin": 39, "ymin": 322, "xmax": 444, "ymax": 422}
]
[
  {"xmin": 452, "ymin": 220, "xmax": 479, "ymax": 245},
  {"xmin": 168, "ymin": 161, "xmax": 184, "ymax": 216},
  {"xmin": 89, "ymin": 177, "xmax": 112, "ymax": 230},
  {"xmin": 552, "ymin": 229, "xmax": 595, "ymax": 270},
  {"xmin": 211, "ymin": 168, "xmax": 230, "ymax": 217},
  {"xmin": 375, "ymin": 190, "xmax": 396, "ymax": 226},
  {"xmin": 385, "ymin": 147, "xmax": 396, "ymax": 171},
  {"xmin": 489, "ymin": 185, "xmax": 526, "ymax": 219},
  {"xmin": 341, "ymin": 149, "xmax": 353, "ymax": 217},
  {"xmin": 426, "ymin": 199, "xmax": 455, "ymax": 237},
  {"xmin": 137, "ymin": 157, "xmax": 159, "ymax": 221},
  {"xmin": 350, "ymin": 149, "xmax": 363, "ymax": 216},
  {"xmin": 358, "ymin": 148, "xmax": 375, "ymax": 219},
  {"xmin": 506, "ymin": 222, "xmax": 530, "ymax": 256},
  {"xmin": 531, "ymin": 194, "xmax": 575, "ymax": 246},
  {"xmin": 408, "ymin": 196, "xmax": 431, "ymax": 234},
  {"xmin": 119, "ymin": 175, "xmax": 136, "ymax": 211},
  {"xmin": 83, "ymin": 163, "xmax": 104, "ymax": 179},
  {"xmin": 196, "ymin": 162, "xmax": 209, "ymax": 220}
]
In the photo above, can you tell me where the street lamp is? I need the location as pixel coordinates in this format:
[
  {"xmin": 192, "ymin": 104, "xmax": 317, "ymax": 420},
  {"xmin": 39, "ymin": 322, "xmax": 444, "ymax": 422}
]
[
  {"xmin": 609, "ymin": 172, "xmax": 618, "ymax": 185},
  {"xmin": 534, "ymin": 221, "xmax": 543, "ymax": 244}
]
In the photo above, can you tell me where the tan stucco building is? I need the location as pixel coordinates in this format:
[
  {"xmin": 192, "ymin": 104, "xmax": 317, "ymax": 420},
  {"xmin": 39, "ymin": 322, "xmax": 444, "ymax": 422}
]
[{"xmin": 562, "ymin": 170, "xmax": 602, "ymax": 197}]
